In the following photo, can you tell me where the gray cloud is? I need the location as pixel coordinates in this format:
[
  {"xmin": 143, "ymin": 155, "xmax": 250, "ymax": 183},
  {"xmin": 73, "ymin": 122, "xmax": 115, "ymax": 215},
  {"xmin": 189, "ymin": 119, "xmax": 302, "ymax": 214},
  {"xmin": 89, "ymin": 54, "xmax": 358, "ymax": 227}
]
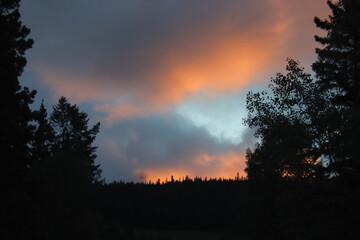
[
  {"xmin": 19, "ymin": 0, "xmax": 328, "ymax": 182},
  {"xmin": 20, "ymin": 0, "xmax": 328, "ymax": 120},
  {"xmin": 96, "ymin": 113, "xmax": 255, "ymax": 182},
  {"xmin": 20, "ymin": 0, "xmax": 276, "ymax": 100}
]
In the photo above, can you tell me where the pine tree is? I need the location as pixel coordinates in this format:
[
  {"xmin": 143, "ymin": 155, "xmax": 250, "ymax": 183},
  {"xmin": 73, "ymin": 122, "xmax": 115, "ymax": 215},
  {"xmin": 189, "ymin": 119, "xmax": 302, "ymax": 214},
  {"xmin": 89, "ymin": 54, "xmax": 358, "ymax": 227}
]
[
  {"xmin": 0, "ymin": 0, "xmax": 36, "ymax": 178},
  {"xmin": 50, "ymin": 97, "xmax": 102, "ymax": 182},
  {"xmin": 313, "ymin": 0, "xmax": 360, "ymax": 107},
  {"xmin": 32, "ymin": 100, "xmax": 54, "ymax": 163},
  {"xmin": 313, "ymin": 0, "xmax": 360, "ymax": 180},
  {"xmin": 0, "ymin": 1, "xmax": 36, "ymax": 238},
  {"xmin": 36, "ymin": 151, "xmax": 100, "ymax": 240}
]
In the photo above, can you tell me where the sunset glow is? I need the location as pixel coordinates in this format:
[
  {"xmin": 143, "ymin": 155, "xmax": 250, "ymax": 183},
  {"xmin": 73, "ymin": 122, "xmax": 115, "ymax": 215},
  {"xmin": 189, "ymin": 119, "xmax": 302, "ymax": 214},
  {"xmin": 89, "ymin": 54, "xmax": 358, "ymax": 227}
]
[
  {"xmin": 135, "ymin": 151, "xmax": 247, "ymax": 183},
  {"xmin": 21, "ymin": 0, "xmax": 329, "ymax": 182},
  {"xmin": 5, "ymin": 1, "xmax": 359, "ymax": 238}
]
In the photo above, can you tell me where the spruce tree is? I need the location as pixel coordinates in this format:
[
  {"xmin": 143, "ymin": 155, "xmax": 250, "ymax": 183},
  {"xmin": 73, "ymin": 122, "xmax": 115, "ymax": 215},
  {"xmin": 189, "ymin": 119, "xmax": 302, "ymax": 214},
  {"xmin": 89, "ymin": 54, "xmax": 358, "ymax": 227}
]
[
  {"xmin": 0, "ymin": 0, "xmax": 36, "ymax": 238},
  {"xmin": 50, "ymin": 97, "xmax": 102, "ymax": 183},
  {"xmin": 1, "ymin": 0, "xmax": 35, "ymax": 177},
  {"xmin": 313, "ymin": 0, "xmax": 360, "ymax": 179},
  {"xmin": 32, "ymin": 100, "xmax": 54, "ymax": 163},
  {"xmin": 313, "ymin": 0, "xmax": 360, "ymax": 107}
]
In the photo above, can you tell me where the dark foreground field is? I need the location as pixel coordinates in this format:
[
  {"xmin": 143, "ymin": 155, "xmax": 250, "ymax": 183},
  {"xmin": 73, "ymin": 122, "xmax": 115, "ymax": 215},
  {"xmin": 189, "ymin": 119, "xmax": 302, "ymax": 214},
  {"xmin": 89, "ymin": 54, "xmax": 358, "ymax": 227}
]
[
  {"xmin": 103, "ymin": 227, "xmax": 241, "ymax": 240},
  {"xmin": 98, "ymin": 179, "xmax": 360, "ymax": 240}
]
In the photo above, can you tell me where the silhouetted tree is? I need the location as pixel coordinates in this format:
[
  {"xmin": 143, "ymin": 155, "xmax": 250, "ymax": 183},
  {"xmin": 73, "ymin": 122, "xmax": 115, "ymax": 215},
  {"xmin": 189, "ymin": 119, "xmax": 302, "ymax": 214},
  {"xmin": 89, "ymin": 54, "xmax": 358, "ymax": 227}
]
[
  {"xmin": 245, "ymin": 59, "xmax": 328, "ymax": 181},
  {"xmin": 313, "ymin": 0, "xmax": 360, "ymax": 106},
  {"xmin": 0, "ymin": 0, "xmax": 35, "ymax": 169},
  {"xmin": 36, "ymin": 151, "xmax": 99, "ymax": 240},
  {"xmin": 32, "ymin": 100, "xmax": 54, "ymax": 163},
  {"xmin": 313, "ymin": 0, "xmax": 360, "ymax": 180},
  {"xmin": 32, "ymin": 99, "xmax": 103, "ymax": 239},
  {"xmin": 50, "ymin": 97, "xmax": 102, "ymax": 182},
  {"xmin": 245, "ymin": 119, "xmax": 319, "ymax": 182},
  {"xmin": 0, "ymin": 1, "xmax": 36, "ymax": 238}
]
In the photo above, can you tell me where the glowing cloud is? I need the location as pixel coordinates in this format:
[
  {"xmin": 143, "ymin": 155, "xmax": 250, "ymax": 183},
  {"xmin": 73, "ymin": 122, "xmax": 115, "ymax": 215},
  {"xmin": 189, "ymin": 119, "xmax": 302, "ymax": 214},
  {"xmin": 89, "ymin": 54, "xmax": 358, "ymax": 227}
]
[
  {"xmin": 21, "ymin": 0, "xmax": 330, "ymax": 182},
  {"xmin": 23, "ymin": 0, "xmax": 329, "ymax": 123}
]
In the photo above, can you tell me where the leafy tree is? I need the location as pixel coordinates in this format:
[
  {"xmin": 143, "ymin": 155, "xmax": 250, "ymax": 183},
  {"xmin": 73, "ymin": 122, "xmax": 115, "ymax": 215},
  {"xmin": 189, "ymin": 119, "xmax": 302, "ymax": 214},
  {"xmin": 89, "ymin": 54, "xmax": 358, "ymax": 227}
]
[
  {"xmin": 50, "ymin": 97, "xmax": 102, "ymax": 182},
  {"xmin": 245, "ymin": 119, "xmax": 320, "ymax": 182},
  {"xmin": 0, "ymin": 1, "xmax": 36, "ymax": 239},
  {"xmin": 244, "ymin": 59, "xmax": 330, "ymax": 181}
]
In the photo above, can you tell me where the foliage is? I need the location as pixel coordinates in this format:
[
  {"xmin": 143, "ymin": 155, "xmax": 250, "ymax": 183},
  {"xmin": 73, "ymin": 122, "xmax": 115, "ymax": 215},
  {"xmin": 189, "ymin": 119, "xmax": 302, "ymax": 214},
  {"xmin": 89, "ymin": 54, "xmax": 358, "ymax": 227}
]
[
  {"xmin": 32, "ymin": 100, "xmax": 55, "ymax": 163},
  {"xmin": 50, "ymin": 97, "xmax": 102, "ymax": 183},
  {"xmin": 1, "ymin": 2, "xmax": 103, "ymax": 238},
  {"xmin": 313, "ymin": 0, "xmax": 360, "ymax": 107},
  {"xmin": 99, "ymin": 179, "xmax": 360, "ymax": 239},
  {"xmin": 313, "ymin": 0, "xmax": 360, "ymax": 179},
  {"xmin": 0, "ymin": 0, "xmax": 35, "ymax": 178},
  {"xmin": 244, "ymin": 59, "xmax": 330, "ymax": 181},
  {"xmin": 28, "ymin": 99, "xmax": 103, "ymax": 239},
  {"xmin": 2, "ymin": 0, "xmax": 360, "ymax": 239},
  {"xmin": 35, "ymin": 152, "xmax": 100, "ymax": 240},
  {"xmin": 245, "ymin": 121, "xmax": 317, "ymax": 182},
  {"xmin": 0, "ymin": 1, "xmax": 36, "ymax": 239}
]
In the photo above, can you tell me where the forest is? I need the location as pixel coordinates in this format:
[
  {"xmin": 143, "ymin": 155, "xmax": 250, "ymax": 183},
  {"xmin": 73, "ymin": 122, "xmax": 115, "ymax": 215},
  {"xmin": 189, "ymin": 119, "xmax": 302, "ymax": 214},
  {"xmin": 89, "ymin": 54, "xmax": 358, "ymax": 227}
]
[{"xmin": 1, "ymin": 0, "xmax": 360, "ymax": 239}]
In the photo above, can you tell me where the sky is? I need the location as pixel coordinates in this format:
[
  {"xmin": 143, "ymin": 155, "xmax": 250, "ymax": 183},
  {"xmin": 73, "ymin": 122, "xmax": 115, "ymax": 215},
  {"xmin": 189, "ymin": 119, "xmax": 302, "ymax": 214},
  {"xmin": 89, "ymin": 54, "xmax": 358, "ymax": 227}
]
[{"xmin": 19, "ymin": 0, "xmax": 329, "ymax": 182}]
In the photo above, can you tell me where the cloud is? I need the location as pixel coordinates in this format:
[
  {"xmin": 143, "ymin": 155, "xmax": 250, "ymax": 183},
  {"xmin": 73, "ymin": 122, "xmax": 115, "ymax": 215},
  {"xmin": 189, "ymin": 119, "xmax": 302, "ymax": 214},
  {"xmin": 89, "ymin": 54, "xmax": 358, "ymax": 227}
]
[
  {"xmin": 97, "ymin": 113, "xmax": 255, "ymax": 182},
  {"xmin": 176, "ymin": 89, "xmax": 250, "ymax": 144},
  {"xmin": 21, "ymin": 0, "xmax": 330, "ymax": 182},
  {"xmin": 21, "ymin": 0, "xmax": 328, "ymax": 122}
]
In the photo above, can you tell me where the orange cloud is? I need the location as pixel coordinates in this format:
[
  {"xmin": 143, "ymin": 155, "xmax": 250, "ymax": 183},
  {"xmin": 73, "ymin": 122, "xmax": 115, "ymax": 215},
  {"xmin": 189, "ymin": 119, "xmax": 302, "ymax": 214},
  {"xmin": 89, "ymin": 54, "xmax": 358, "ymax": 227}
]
[
  {"xmin": 31, "ymin": 0, "xmax": 329, "ymax": 123},
  {"xmin": 92, "ymin": 29, "xmax": 288, "ymax": 125}
]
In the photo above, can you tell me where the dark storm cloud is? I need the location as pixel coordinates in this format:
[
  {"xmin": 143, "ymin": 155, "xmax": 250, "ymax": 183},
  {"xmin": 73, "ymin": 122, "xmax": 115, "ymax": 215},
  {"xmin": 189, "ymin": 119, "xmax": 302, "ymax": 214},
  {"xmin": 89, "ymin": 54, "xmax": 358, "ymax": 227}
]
[
  {"xmin": 20, "ymin": 1, "xmax": 329, "ymax": 114},
  {"xmin": 20, "ymin": 0, "xmax": 291, "ymax": 120},
  {"xmin": 22, "ymin": 0, "xmax": 264, "ymax": 77}
]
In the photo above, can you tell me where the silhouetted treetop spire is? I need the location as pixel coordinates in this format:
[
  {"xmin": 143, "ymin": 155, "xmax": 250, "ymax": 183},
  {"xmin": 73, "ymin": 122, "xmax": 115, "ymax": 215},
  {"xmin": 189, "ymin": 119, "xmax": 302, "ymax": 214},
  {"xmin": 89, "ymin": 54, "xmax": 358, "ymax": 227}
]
[
  {"xmin": 50, "ymin": 97, "xmax": 102, "ymax": 182},
  {"xmin": 313, "ymin": 0, "xmax": 360, "ymax": 106}
]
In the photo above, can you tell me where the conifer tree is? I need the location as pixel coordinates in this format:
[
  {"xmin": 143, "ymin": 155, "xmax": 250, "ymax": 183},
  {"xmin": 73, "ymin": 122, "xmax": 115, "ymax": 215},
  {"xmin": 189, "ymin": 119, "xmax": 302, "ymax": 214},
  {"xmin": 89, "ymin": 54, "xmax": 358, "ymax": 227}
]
[
  {"xmin": 0, "ymin": 1, "xmax": 36, "ymax": 238},
  {"xmin": 313, "ymin": 0, "xmax": 360, "ymax": 107},
  {"xmin": 313, "ymin": 0, "xmax": 360, "ymax": 179},
  {"xmin": 32, "ymin": 100, "xmax": 54, "ymax": 163},
  {"xmin": 1, "ymin": 0, "xmax": 35, "ymax": 178},
  {"xmin": 50, "ymin": 97, "xmax": 102, "ymax": 182}
]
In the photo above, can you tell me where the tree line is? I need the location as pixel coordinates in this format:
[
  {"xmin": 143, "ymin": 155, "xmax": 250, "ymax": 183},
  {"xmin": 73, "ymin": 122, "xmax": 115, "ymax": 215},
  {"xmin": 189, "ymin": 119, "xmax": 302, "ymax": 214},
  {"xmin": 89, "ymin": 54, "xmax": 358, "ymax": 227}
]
[
  {"xmin": 1, "ymin": 0, "xmax": 360, "ymax": 239},
  {"xmin": 100, "ymin": 176, "xmax": 359, "ymax": 239},
  {"xmin": 1, "ymin": 1, "xmax": 101, "ymax": 239},
  {"xmin": 244, "ymin": 0, "xmax": 360, "ymax": 185}
]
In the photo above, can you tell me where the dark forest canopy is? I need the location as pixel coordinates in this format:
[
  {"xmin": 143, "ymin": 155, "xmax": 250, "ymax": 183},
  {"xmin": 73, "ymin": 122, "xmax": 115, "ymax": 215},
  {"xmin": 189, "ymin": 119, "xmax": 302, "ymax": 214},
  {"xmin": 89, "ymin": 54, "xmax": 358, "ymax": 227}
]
[
  {"xmin": 1, "ymin": 0, "xmax": 360, "ymax": 239},
  {"xmin": 244, "ymin": 0, "xmax": 360, "ymax": 184},
  {"xmin": 1, "ymin": 1, "xmax": 101, "ymax": 239},
  {"xmin": 1, "ymin": 0, "xmax": 36, "ymax": 239},
  {"xmin": 313, "ymin": 0, "xmax": 360, "ymax": 107}
]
